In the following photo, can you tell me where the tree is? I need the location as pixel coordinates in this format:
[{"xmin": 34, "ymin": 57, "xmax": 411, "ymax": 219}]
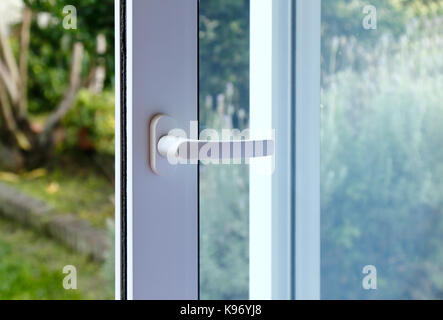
[
  {"xmin": 199, "ymin": 0, "xmax": 249, "ymax": 130},
  {"xmin": 0, "ymin": 0, "xmax": 114, "ymax": 170},
  {"xmin": 321, "ymin": 0, "xmax": 443, "ymax": 78}
]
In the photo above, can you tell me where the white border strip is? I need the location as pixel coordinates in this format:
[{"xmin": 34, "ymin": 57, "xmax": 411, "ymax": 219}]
[{"xmin": 249, "ymin": 0, "xmax": 273, "ymax": 300}]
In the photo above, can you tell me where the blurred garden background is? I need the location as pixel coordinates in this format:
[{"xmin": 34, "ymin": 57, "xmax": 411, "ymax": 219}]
[
  {"xmin": 199, "ymin": 0, "xmax": 443, "ymax": 299},
  {"xmin": 0, "ymin": 0, "xmax": 114, "ymax": 299}
]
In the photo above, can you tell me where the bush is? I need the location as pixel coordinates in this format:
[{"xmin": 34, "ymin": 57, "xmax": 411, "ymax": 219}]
[
  {"xmin": 321, "ymin": 15, "xmax": 443, "ymax": 299},
  {"xmin": 200, "ymin": 164, "xmax": 249, "ymax": 300},
  {"xmin": 62, "ymin": 89, "xmax": 115, "ymax": 155}
]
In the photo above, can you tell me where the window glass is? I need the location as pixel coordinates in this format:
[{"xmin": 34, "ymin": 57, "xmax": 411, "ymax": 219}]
[
  {"xmin": 199, "ymin": 0, "xmax": 250, "ymax": 300},
  {"xmin": 321, "ymin": 0, "xmax": 443, "ymax": 299}
]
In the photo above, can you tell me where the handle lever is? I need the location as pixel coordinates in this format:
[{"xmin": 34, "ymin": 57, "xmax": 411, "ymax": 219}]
[
  {"xmin": 149, "ymin": 114, "xmax": 274, "ymax": 175},
  {"xmin": 158, "ymin": 135, "xmax": 274, "ymax": 161}
]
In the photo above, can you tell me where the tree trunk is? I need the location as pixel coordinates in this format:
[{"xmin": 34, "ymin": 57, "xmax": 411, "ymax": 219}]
[
  {"xmin": 18, "ymin": 7, "xmax": 32, "ymax": 119},
  {"xmin": 0, "ymin": 13, "xmax": 85, "ymax": 170},
  {"xmin": 0, "ymin": 142, "xmax": 24, "ymax": 171},
  {"xmin": 40, "ymin": 42, "xmax": 84, "ymax": 145}
]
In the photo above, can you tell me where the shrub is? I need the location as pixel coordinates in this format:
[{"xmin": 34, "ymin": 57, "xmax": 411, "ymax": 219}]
[
  {"xmin": 62, "ymin": 89, "xmax": 115, "ymax": 155},
  {"xmin": 321, "ymin": 15, "xmax": 443, "ymax": 299}
]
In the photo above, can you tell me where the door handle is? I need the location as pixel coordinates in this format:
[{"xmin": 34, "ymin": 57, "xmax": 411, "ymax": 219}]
[
  {"xmin": 149, "ymin": 114, "xmax": 274, "ymax": 175},
  {"xmin": 158, "ymin": 135, "xmax": 274, "ymax": 161}
]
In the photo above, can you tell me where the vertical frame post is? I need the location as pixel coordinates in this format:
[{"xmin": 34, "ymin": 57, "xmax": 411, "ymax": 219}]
[
  {"xmin": 272, "ymin": 0, "xmax": 294, "ymax": 300},
  {"xmin": 294, "ymin": 0, "xmax": 321, "ymax": 300},
  {"xmin": 125, "ymin": 0, "xmax": 199, "ymax": 299},
  {"xmin": 250, "ymin": 0, "xmax": 294, "ymax": 300},
  {"xmin": 249, "ymin": 0, "xmax": 273, "ymax": 300}
]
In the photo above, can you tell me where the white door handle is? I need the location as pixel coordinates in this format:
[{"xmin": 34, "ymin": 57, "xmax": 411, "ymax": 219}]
[
  {"xmin": 157, "ymin": 135, "xmax": 274, "ymax": 161},
  {"xmin": 149, "ymin": 114, "xmax": 274, "ymax": 175}
]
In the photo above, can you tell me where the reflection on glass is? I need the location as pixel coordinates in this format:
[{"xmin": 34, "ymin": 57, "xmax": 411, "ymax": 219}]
[
  {"xmin": 199, "ymin": 0, "xmax": 250, "ymax": 299},
  {"xmin": 321, "ymin": 0, "xmax": 443, "ymax": 299},
  {"xmin": 0, "ymin": 0, "xmax": 114, "ymax": 299}
]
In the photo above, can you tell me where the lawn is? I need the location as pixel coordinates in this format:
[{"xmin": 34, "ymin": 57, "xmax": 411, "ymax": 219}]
[
  {"xmin": 0, "ymin": 153, "xmax": 114, "ymax": 299},
  {"xmin": 0, "ymin": 154, "xmax": 114, "ymax": 228},
  {"xmin": 0, "ymin": 218, "xmax": 113, "ymax": 299}
]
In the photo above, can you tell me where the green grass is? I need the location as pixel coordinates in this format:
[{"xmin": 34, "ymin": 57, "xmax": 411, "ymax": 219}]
[
  {"xmin": 0, "ymin": 218, "xmax": 113, "ymax": 300},
  {"xmin": 0, "ymin": 154, "xmax": 114, "ymax": 228},
  {"xmin": 0, "ymin": 153, "xmax": 114, "ymax": 299}
]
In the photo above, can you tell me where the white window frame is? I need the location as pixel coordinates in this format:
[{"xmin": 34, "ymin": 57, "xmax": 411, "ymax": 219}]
[{"xmin": 249, "ymin": 0, "xmax": 320, "ymax": 300}]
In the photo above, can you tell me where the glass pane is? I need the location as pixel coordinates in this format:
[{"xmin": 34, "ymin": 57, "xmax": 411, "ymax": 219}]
[
  {"xmin": 0, "ymin": 0, "xmax": 114, "ymax": 299},
  {"xmin": 199, "ymin": 0, "xmax": 250, "ymax": 300},
  {"xmin": 321, "ymin": 1, "xmax": 443, "ymax": 299}
]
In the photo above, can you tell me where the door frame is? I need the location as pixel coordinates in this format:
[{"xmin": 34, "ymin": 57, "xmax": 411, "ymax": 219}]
[
  {"xmin": 116, "ymin": 0, "xmax": 321, "ymax": 300},
  {"xmin": 119, "ymin": 0, "xmax": 199, "ymax": 300}
]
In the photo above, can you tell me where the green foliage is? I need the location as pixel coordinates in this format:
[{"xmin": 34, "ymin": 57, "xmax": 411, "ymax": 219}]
[
  {"xmin": 63, "ymin": 89, "xmax": 115, "ymax": 155},
  {"xmin": 322, "ymin": 0, "xmax": 443, "ymax": 76},
  {"xmin": 390, "ymin": 0, "xmax": 443, "ymax": 16},
  {"xmin": 23, "ymin": 0, "xmax": 114, "ymax": 114},
  {"xmin": 200, "ymin": 164, "xmax": 249, "ymax": 300},
  {"xmin": 321, "ymin": 15, "xmax": 443, "ymax": 299},
  {"xmin": 199, "ymin": 0, "xmax": 249, "ymax": 129},
  {"xmin": 199, "ymin": 2, "xmax": 251, "ymax": 298},
  {"xmin": 102, "ymin": 219, "xmax": 115, "ymax": 294},
  {"xmin": 199, "ymin": 82, "xmax": 249, "ymax": 299},
  {"xmin": 26, "ymin": 33, "xmax": 71, "ymax": 113},
  {"xmin": 24, "ymin": 0, "xmax": 114, "ymax": 58},
  {"xmin": 199, "ymin": 2, "xmax": 250, "ymax": 294}
]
